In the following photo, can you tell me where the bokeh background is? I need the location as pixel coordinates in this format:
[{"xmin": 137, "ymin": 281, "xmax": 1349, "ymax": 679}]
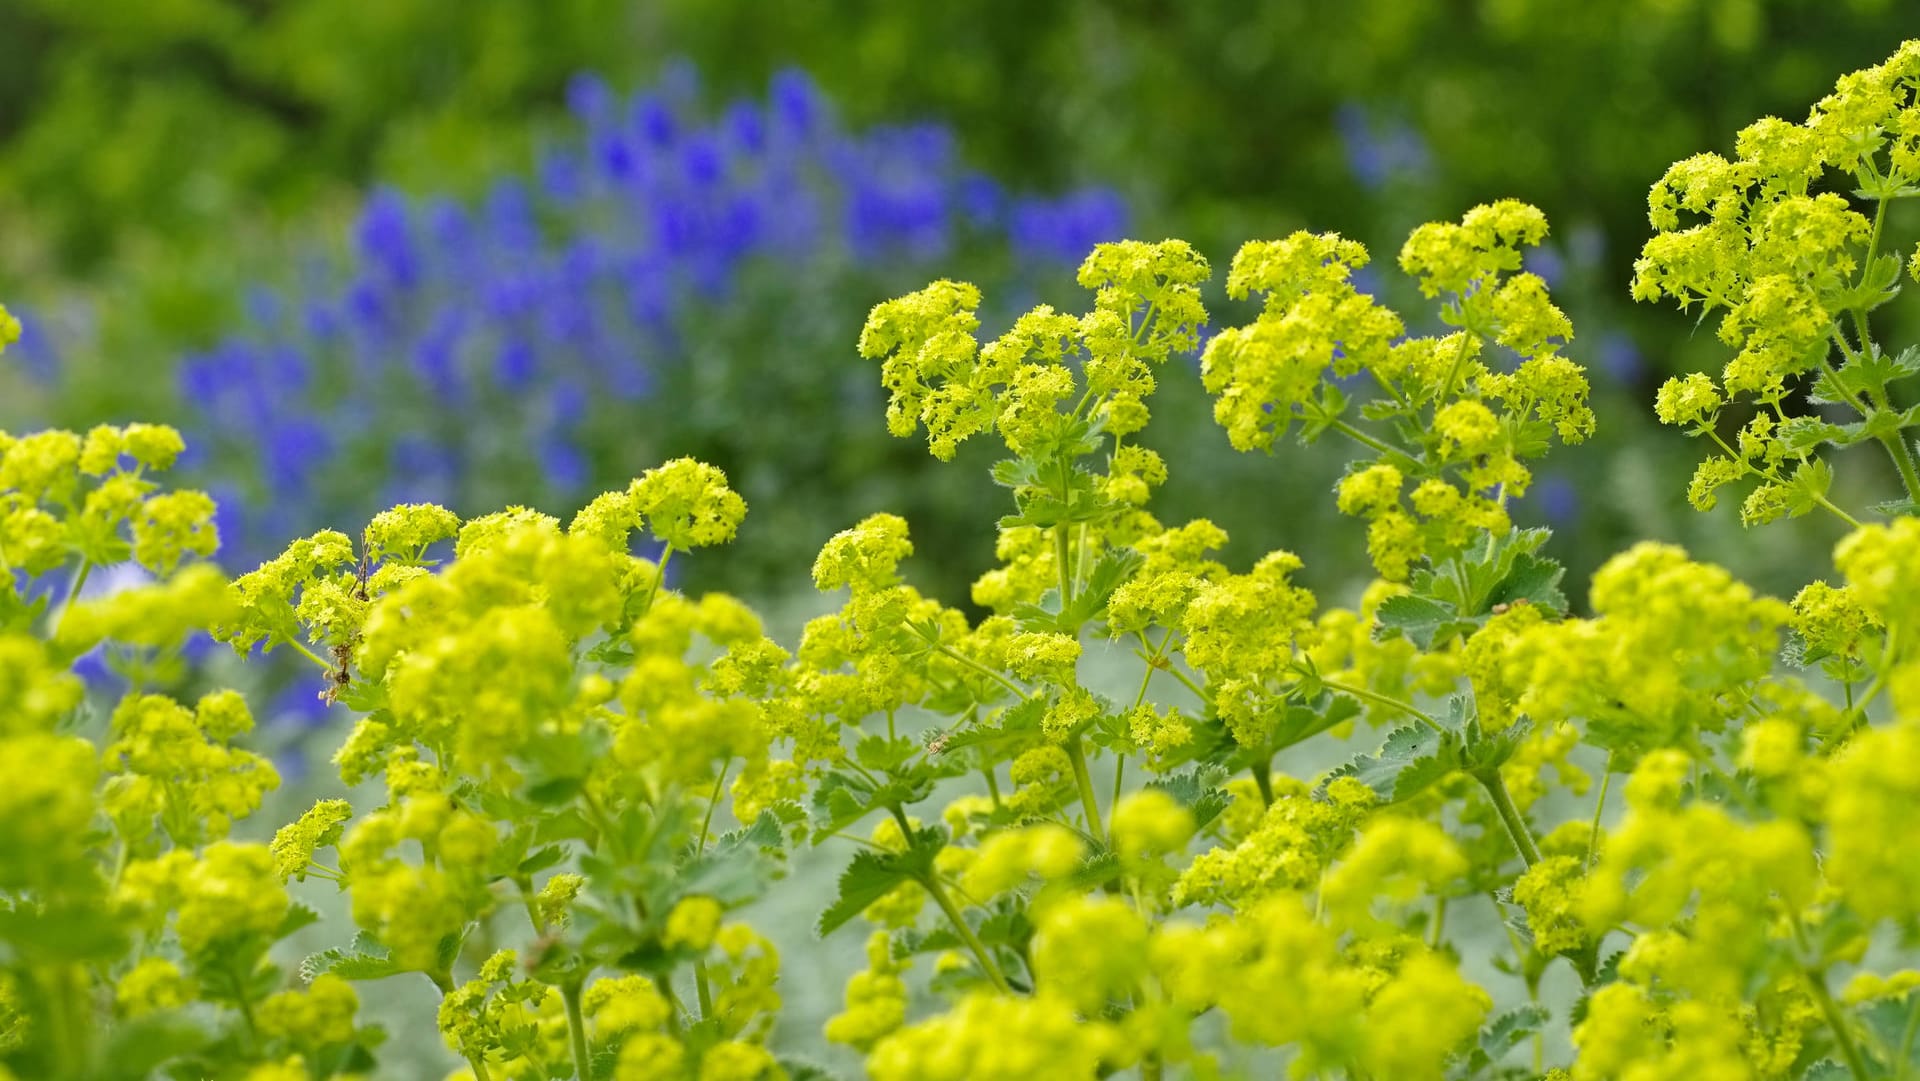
[{"xmin": 7, "ymin": 3, "xmax": 1920, "ymax": 1075}]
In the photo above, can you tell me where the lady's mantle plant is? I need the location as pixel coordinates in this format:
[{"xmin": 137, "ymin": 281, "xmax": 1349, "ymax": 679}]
[{"xmin": 9, "ymin": 38, "xmax": 1920, "ymax": 1081}]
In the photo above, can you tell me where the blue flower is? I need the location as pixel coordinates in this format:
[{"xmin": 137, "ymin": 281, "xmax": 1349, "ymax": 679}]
[{"xmin": 152, "ymin": 64, "xmax": 1128, "ymax": 576}]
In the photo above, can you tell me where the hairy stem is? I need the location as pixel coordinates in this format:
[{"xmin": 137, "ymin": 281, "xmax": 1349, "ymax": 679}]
[
  {"xmin": 1476, "ymin": 769, "xmax": 1541, "ymax": 867},
  {"xmin": 1055, "ymin": 522, "xmax": 1076, "ymax": 609},
  {"xmin": 561, "ymin": 981, "xmax": 593, "ymax": 1081},
  {"xmin": 695, "ymin": 960, "xmax": 715, "ymax": 1019},
  {"xmin": 1066, "ymin": 737, "xmax": 1107, "ymax": 847},
  {"xmin": 1586, "ymin": 754, "xmax": 1613, "ymax": 873},
  {"xmin": 922, "ymin": 875, "xmax": 1012, "ymax": 993},
  {"xmin": 1330, "ymin": 418, "xmax": 1400, "ymax": 458},
  {"xmin": 1319, "ymin": 677, "xmax": 1444, "ymax": 733},
  {"xmin": 937, "ymin": 645, "xmax": 1035, "ymax": 701}
]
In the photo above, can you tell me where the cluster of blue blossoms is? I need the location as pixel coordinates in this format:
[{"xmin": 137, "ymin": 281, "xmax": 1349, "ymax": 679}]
[{"xmin": 158, "ymin": 65, "xmax": 1124, "ymax": 568}]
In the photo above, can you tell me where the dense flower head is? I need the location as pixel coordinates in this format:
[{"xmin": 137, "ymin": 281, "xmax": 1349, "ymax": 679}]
[
  {"xmin": 632, "ymin": 457, "xmax": 748, "ymax": 550},
  {"xmin": 1202, "ymin": 230, "xmax": 1402, "ymax": 452},
  {"xmin": 865, "ymin": 239, "xmax": 1210, "ymax": 462},
  {"xmin": 103, "ymin": 689, "xmax": 281, "ymax": 843},
  {"xmin": 1638, "ymin": 41, "xmax": 1920, "ymax": 527},
  {"xmin": 813, "ymin": 513, "xmax": 915, "ymax": 592},
  {"xmin": 1202, "ymin": 204, "xmax": 1589, "ymax": 580},
  {"xmin": 1398, "ymin": 198, "xmax": 1550, "ymax": 298}
]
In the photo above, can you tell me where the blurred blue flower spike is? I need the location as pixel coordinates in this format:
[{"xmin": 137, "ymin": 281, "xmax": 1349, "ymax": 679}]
[{"xmin": 168, "ymin": 66, "xmax": 1130, "ymax": 571}]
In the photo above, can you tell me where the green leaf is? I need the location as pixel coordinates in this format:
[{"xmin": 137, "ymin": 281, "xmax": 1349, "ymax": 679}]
[
  {"xmin": 670, "ymin": 812, "xmax": 787, "ymax": 909},
  {"xmin": 300, "ymin": 933, "xmax": 400, "ymax": 982},
  {"xmin": 1271, "ymin": 694, "xmax": 1362, "ymax": 751},
  {"xmin": 1338, "ymin": 722, "xmax": 1457, "ymax": 802},
  {"xmin": 816, "ymin": 828, "xmax": 943, "ymax": 936},
  {"xmin": 1146, "ymin": 764, "xmax": 1232, "ymax": 831},
  {"xmin": 853, "ymin": 735, "xmax": 921, "ymax": 772},
  {"xmin": 1297, "ymin": 380, "xmax": 1352, "ymax": 443},
  {"xmin": 0, "ymin": 899, "xmax": 130, "ymax": 963},
  {"xmin": 275, "ymin": 903, "xmax": 321, "ymax": 939},
  {"xmin": 1485, "ymin": 552, "xmax": 1567, "ymax": 617},
  {"xmin": 1784, "ymin": 458, "xmax": 1835, "ymax": 518},
  {"xmin": 1774, "ymin": 417, "xmax": 1860, "ymax": 454},
  {"xmin": 517, "ymin": 844, "xmax": 569, "ymax": 876},
  {"xmin": 778, "ymin": 1058, "xmax": 851, "ymax": 1081},
  {"xmin": 1858, "ymin": 996, "xmax": 1920, "ymax": 1072},
  {"xmin": 1478, "ymin": 1003, "xmax": 1549, "ymax": 1060},
  {"xmin": 990, "ymin": 457, "xmax": 1044, "ymax": 490},
  {"xmin": 1873, "ymin": 498, "xmax": 1920, "ymax": 518},
  {"xmin": 96, "ymin": 1014, "xmax": 213, "ymax": 1081},
  {"xmin": 1374, "ymin": 594, "xmax": 1459, "ymax": 650},
  {"xmin": 1828, "ymin": 253, "xmax": 1904, "ymax": 314},
  {"xmin": 933, "ymin": 697, "xmax": 1046, "ymax": 756}
]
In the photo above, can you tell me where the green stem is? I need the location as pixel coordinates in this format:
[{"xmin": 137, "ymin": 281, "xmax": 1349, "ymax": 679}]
[
  {"xmin": 1881, "ymin": 433, "xmax": 1920, "ymax": 505},
  {"xmin": 1110, "ymin": 753, "xmax": 1127, "ymax": 835},
  {"xmin": 55, "ymin": 558, "xmax": 92, "ymax": 628},
  {"xmin": 1898, "ymin": 994, "xmax": 1920, "ymax": 1081},
  {"xmin": 1845, "ymin": 623, "xmax": 1899, "ymax": 728},
  {"xmin": 1065, "ymin": 737, "xmax": 1106, "ymax": 846},
  {"xmin": 984, "ymin": 767, "xmax": 1003, "ymax": 810},
  {"xmin": 694, "ymin": 960, "xmax": 715, "ymax": 1020},
  {"xmin": 561, "ymin": 981, "xmax": 593, "ymax": 1081},
  {"xmin": 1163, "ymin": 663, "xmax": 1210, "ymax": 706},
  {"xmin": 1438, "ymin": 328, "xmax": 1477, "ymax": 403},
  {"xmin": 1475, "ymin": 770, "xmax": 1541, "ymax": 867},
  {"xmin": 1054, "ymin": 522, "xmax": 1076, "ymax": 609},
  {"xmin": 1252, "ymin": 756, "xmax": 1275, "ymax": 808},
  {"xmin": 1853, "ymin": 197, "xmax": 1891, "ymax": 349},
  {"xmin": 517, "ymin": 875, "xmax": 545, "ymax": 935},
  {"xmin": 466, "ymin": 1056, "xmax": 495, "ymax": 1081},
  {"xmin": 937, "ymin": 645, "xmax": 1035, "ymax": 701},
  {"xmin": 922, "ymin": 875, "xmax": 1012, "ymax": 993},
  {"xmin": 1318, "ymin": 677, "xmax": 1444, "ymax": 733},
  {"xmin": 48, "ymin": 963, "xmax": 88, "ymax": 1081},
  {"xmin": 655, "ymin": 975, "xmax": 682, "ymax": 1035},
  {"xmin": 1330, "ymin": 418, "xmax": 1399, "ymax": 458},
  {"xmin": 1804, "ymin": 962, "xmax": 1871, "ymax": 1081},
  {"xmin": 1705, "ymin": 428, "xmax": 1862, "ymax": 527},
  {"xmin": 1430, "ymin": 894, "xmax": 1448, "ymax": 949},
  {"xmin": 1586, "ymin": 754, "xmax": 1613, "ymax": 873},
  {"xmin": 699, "ymin": 760, "xmax": 730, "ymax": 850},
  {"xmin": 285, "ymin": 637, "xmax": 336, "ymax": 673},
  {"xmin": 641, "ymin": 546, "xmax": 674, "ymax": 615},
  {"xmin": 229, "ymin": 961, "xmax": 260, "ymax": 1049}
]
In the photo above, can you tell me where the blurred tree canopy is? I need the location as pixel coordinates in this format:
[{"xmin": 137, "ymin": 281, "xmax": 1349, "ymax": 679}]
[{"xmin": 3, "ymin": 0, "xmax": 1904, "ymax": 291}]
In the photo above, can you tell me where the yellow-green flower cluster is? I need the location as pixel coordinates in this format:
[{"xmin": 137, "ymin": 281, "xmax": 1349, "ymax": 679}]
[
  {"xmin": 1174, "ymin": 776, "xmax": 1372, "ymax": 908},
  {"xmin": 1468, "ymin": 543, "xmax": 1789, "ymax": 752},
  {"xmin": 1640, "ymin": 42, "xmax": 1920, "ymax": 525},
  {"xmin": 117, "ymin": 842, "xmax": 290, "ymax": 959},
  {"xmin": 860, "ymin": 241, "xmax": 1210, "ymax": 461},
  {"xmin": 632, "ymin": 457, "xmax": 748, "ymax": 551},
  {"xmin": 339, "ymin": 800, "xmax": 498, "ymax": 972},
  {"xmin": 270, "ymin": 798, "xmax": 352, "ymax": 881},
  {"xmin": 1202, "ymin": 230, "xmax": 1402, "ymax": 453},
  {"xmin": 1155, "ymin": 894, "xmax": 1488, "ymax": 1080},
  {"xmin": 1179, "ymin": 551, "xmax": 1319, "ymax": 746},
  {"xmin": 1205, "ymin": 204, "xmax": 1590, "ymax": 581},
  {"xmin": 0, "ymin": 424, "xmax": 219, "ymax": 623},
  {"xmin": 825, "ymin": 931, "xmax": 911, "ymax": 1051},
  {"xmin": 102, "ymin": 689, "xmax": 280, "ymax": 844}
]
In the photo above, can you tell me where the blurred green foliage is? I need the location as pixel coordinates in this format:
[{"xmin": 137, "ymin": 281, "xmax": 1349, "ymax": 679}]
[{"xmin": 0, "ymin": 0, "xmax": 640, "ymax": 293}]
